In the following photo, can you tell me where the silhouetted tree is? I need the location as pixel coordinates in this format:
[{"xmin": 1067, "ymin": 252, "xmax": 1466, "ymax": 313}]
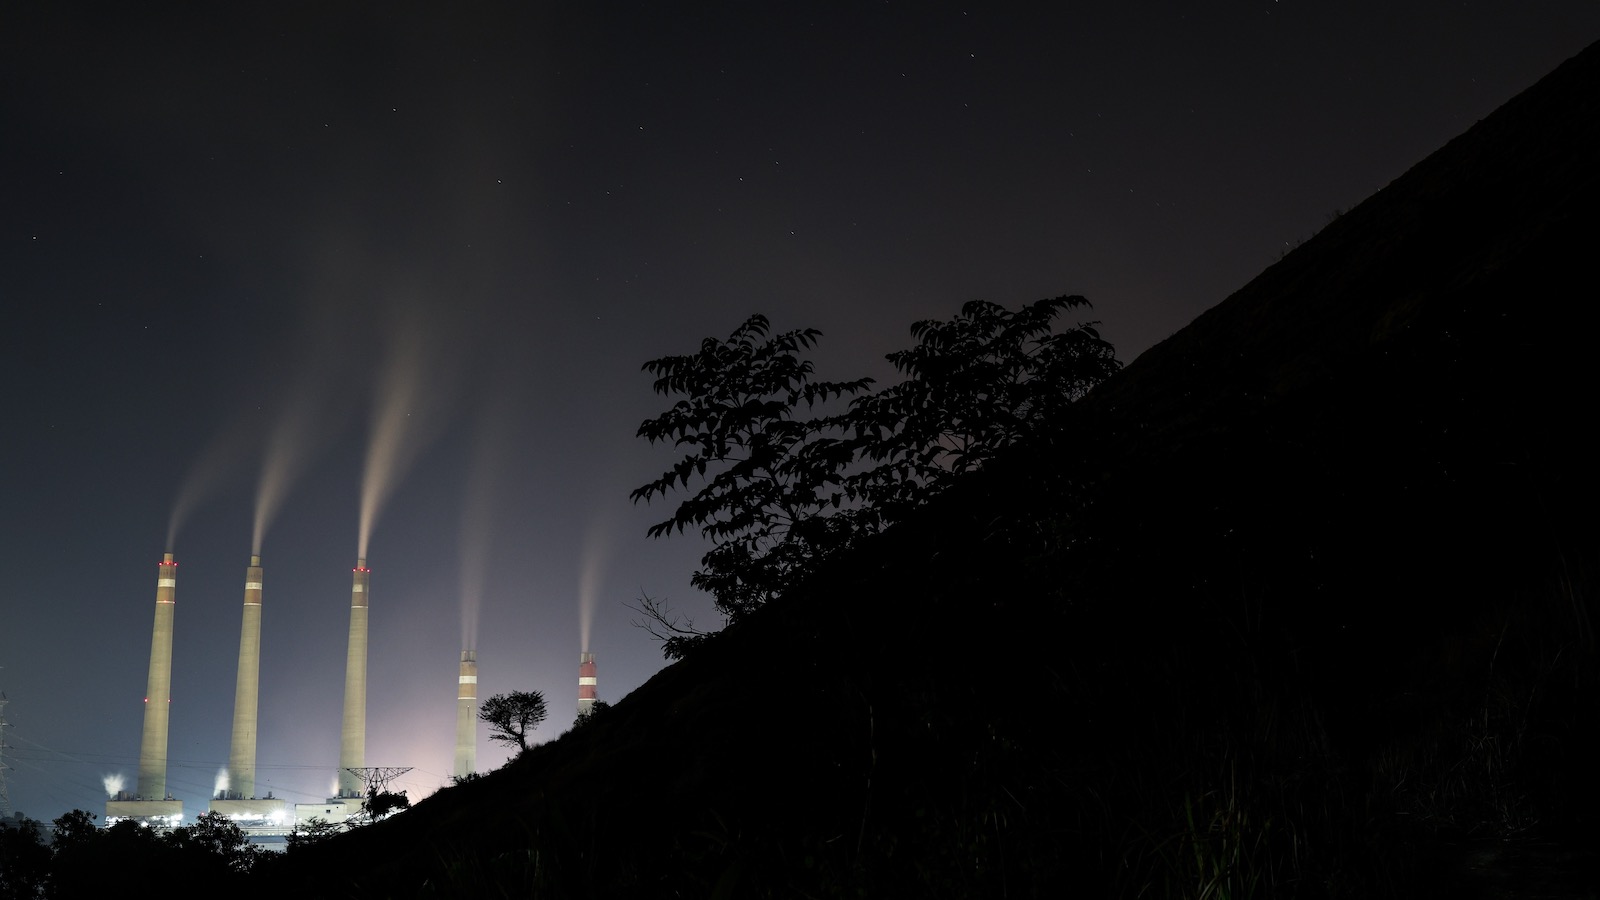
[
  {"xmin": 633, "ymin": 296, "xmax": 1118, "ymax": 656},
  {"xmin": 22, "ymin": 808, "xmax": 271, "ymax": 890},
  {"xmin": 48, "ymin": 809, "xmax": 97, "ymax": 852},
  {"xmin": 364, "ymin": 788, "xmax": 411, "ymax": 821},
  {"xmin": 285, "ymin": 816, "xmax": 342, "ymax": 852},
  {"xmin": 166, "ymin": 810, "xmax": 263, "ymax": 874},
  {"xmin": 52, "ymin": 819, "xmax": 175, "ymax": 895},
  {"xmin": 479, "ymin": 690, "xmax": 548, "ymax": 754},
  {"xmin": 43, "ymin": 810, "xmax": 102, "ymax": 896},
  {"xmin": 573, "ymin": 699, "xmax": 612, "ymax": 729},
  {"xmin": 843, "ymin": 296, "xmax": 1118, "ymax": 519},
  {"xmin": 632, "ymin": 315, "xmax": 872, "ymax": 623},
  {"xmin": 0, "ymin": 817, "xmax": 50, "ymax": 900}
]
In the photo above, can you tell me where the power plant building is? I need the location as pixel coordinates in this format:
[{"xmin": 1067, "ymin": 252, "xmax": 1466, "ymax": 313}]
[{"xmin": 102, "ymin": 548, "xmax": 485, "ymax": 830}]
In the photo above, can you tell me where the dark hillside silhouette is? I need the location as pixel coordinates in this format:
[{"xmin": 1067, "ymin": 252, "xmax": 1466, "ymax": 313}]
[{"xmin": 267, "ymin": 40, "xmax": 1600, "ymax": 898}]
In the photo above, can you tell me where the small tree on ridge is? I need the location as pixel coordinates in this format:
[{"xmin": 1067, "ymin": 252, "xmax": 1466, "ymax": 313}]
[{"xmin": 479, "ymin": 690, "xmax": 548, "ymax": 755}]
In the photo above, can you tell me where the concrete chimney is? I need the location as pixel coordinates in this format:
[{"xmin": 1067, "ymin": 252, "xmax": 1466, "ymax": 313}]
[
  {"xmin": 454, "ymin": 650, "xmax": 477, "ymax": 779},
  {"xmin": 338, "ymin": 559, "xmax": 370, "ymax": 798},
  {"xmin": 577, "ymin": 652, "xmax": 597, "ymax": 718},
  {"xmin": 226, "ymin": 554, "xmax": 264, "ymax": 799},
  {"xmin": 136, "ymin": 553, "xmax": 178, "ymax": 801},
  {"xmin": 209, "ymin": 557, "xmax": 289, "ymax": 823}
]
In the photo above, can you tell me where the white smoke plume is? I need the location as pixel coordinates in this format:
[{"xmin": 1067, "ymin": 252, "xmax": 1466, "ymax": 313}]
[
  {"xmin": 357, "ymin": 308, "xmax": 451, "ymax": 560},
  {"xmin": 167, "ymin": 417, "xmax": 257, "ymax": 552},
  {"xmin": 253, "ymin": 397, "xmax": 322, "ymax": 555},
  {"xmin": 577, "ymin": 514, "xmax": 615, "ymax": 655},
  {"xmin": 458, "ymin": 393, "xmax": 515, "ymax": 650}
]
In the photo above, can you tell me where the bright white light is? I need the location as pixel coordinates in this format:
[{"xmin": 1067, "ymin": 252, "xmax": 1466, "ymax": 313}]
[
  {"xmin": 215, "ymin": 767, "xmax": 230, "ymax": 797},
  {"xmin": 102, "ymin": 773, "xmax": 125, "ymax": 798}
]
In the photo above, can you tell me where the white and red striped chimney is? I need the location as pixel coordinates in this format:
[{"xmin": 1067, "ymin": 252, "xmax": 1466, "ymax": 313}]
[{"xmin": 577, "ymin": 652, "xmax": 597, "ymax": 718}]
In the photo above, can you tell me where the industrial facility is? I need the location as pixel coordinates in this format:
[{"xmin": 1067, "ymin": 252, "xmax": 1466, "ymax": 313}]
[
  {"xmin": 105, "ymin": 552, "xmax": 379, "ymax": 829},
  {"xmin": 103, "ymin": 547, "xmax": 595, "ymax": 833}
]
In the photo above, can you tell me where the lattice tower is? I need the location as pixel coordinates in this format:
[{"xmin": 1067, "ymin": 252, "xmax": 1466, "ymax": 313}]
[
  {"xmin": 0, "ymin": 691, "xmax": 12, "ymax": 818},
  {"xmin": 344, "ymin": 766, "xmax": 412, "ymax": 797}
]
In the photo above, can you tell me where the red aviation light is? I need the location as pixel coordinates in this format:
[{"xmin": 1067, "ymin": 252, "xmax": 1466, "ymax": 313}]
[
  {"xmin": 159, "ymin": 560, "xmax": 177, "ymax": 566},
  {"xmin": 353, "ymin": 566, "xmax": 371, "ymax": 573}
]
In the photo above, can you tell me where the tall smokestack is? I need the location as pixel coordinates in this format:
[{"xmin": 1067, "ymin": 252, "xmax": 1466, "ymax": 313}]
[
  {"xmin": 454, "ymin": 650, "xmax": 477, "ymax": 778},
  {"xmin": 226, "ymin": 554, "xmax": 264, "ymax": 799},
  {"xmin": 577, "ymin": 652, "xmax": 597, "ymax": 718},
  {"xmin": 136, "ymin": 553, "xmax": 178, "ymax": 801},
  {"xmin": 338, "ymin": 558, "xmax": 370, "ymax": 798}
]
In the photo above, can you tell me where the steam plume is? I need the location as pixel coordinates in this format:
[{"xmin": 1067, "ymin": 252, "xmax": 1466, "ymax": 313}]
[
  {"xmin": 458, "ymin": 521, "xmax": 486, "ymax": 652},
  {"xmin": 358, "ymin": 315, "xmax": 444, "ymax": 559},
  {"xmin": 458, "ymin": 395, "xmax": 513, "ymax": 650},
  {"xmin": 577, "ymin": 514, "xmax": 613, "ymax": 654},
  {"xmin": 252, "ymin": 401, "xmax": 320, "ymax": 555},
  {"xmin": 167, "ymin": 420, "xmax": 255, "ymax": 551}
]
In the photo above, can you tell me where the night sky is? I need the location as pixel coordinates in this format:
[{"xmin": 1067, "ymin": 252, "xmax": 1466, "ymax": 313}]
[{"xmin": 3, "ymin": 4, "xmax": 1595, "ymax": 821}]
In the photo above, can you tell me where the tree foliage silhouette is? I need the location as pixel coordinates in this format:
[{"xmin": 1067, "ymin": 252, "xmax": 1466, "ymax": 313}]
[
  {"xmin": 167, "ymin": 811, "xmax": 264, "ymax": 874},
  {"xmin": 632, "ymin": 295, "xmax": 1118, "ymax": 657},
  {"xmin": 8, "ymin": 807, "xmax": 270, "ymax": 891},
  {"xmin": 285, "ymin": 817, "xmax": 342, "ymax": 852},
  {"xmin": 572, "ymin": 699, "xmax": 612, "ymax": 729},
  {"xmin": 632, "ymin": 315, "xmax": 871, "ymax": 621},
  {"xmin": 844, "ymin": 295, "xmax": 1119, "ymax": 521},
  {"xmin": 364, "ymin": 788, "xmax": 411, "ymax": 821},
  {"xmin": 49, "ymin": 809, "xmax": 98, "ymax": 851},
  {"xmin": 0, "ymin": 816, "xmax": 51, "ymax": 899},
  {"xmin": 479, "ymin": 690, "xmax": 548, "ymax": 755}
]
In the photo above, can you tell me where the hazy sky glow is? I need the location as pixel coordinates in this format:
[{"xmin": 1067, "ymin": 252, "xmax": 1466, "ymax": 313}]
[{"xmin": 2, "ymin": 5, "xmax": 1596, "ymax": 821}]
